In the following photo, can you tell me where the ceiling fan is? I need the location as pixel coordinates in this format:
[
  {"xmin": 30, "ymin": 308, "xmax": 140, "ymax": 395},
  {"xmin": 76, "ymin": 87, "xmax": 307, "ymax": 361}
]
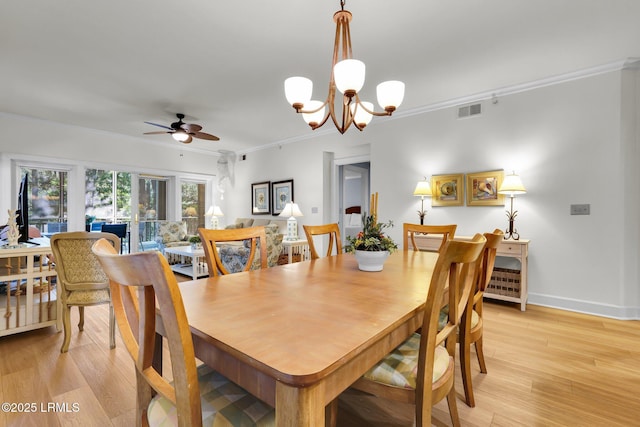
[{"xmin": 144, "ymin": 113, "xmax": 220, "ymax": 144}]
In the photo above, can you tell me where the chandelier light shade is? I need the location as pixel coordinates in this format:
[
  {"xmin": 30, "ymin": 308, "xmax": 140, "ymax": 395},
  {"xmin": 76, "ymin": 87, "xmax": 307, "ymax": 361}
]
[
  {"xmin": 413, "ymin": 178, "xmax": 432, "ymax": 225},
  {"xmin": 284, "ymin": 0, "xmax": 405, "ymax": 134},
  {"xmin": 498, "ymin": 171, "xmax": 527, "ymax": 240}
]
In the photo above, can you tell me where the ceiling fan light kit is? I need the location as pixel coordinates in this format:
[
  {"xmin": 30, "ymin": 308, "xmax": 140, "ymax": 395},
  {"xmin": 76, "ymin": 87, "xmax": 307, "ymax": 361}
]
[
  {"xmin": 144, "ymin": 113, "xmax": 220, "ymax": 144},
  {"xmin": 284, "ymin": 0, "xmax": 405, "ymax": 134}
]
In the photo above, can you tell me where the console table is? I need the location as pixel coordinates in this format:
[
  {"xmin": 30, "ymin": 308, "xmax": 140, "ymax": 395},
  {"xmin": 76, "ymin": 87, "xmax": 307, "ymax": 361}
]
[
  {"xmin": 413, "ymin": 234, "xmax": 530, "ymax": 311},
  {"xmin": 0, "ymin": 238, "xmax": 61, "ymax": 336}
]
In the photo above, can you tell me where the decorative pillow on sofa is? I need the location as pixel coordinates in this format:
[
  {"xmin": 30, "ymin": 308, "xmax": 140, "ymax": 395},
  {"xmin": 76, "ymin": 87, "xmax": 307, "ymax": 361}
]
[
  {"xmin": 235, "ymin": 218, "xmax": 254, "ymax": 227},
  {"xmin": 225, "ymin": 223, "xmax": 242, "ymax": 230}
]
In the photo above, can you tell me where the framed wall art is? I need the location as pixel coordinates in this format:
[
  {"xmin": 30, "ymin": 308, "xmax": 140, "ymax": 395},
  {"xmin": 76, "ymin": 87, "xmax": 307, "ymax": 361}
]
[
  {"xmin": 466, "ymin": 170, "xmax": 504, "ymax": 206},
  {"xmin": 272, "ymin": 179, "xmax": 294, "ymax": 215},
  {"xmin": 431, "ymin": 174, "xmax": 464, "ymax": 206},
  {"xmin": 251, "ymin": 181, "xmax": 271, "ymax": 214}
]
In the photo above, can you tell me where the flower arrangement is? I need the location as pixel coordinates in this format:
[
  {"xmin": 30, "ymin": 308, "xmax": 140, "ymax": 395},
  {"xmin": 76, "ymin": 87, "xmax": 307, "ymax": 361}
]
[
  {"xmin": 345, "ymin": 214, "xmax": 398, "ymax": 254},
  {"xmin": 188, "ymin": 235, "xmax": 201, "ymax": 244}
]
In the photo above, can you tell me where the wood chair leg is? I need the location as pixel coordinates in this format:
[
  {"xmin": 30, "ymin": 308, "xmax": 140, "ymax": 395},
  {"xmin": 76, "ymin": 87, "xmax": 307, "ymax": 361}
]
[
  {"xmin": 446, "ymin": 386, "xmax": 461, "ymax": 427},
  {"xmin": 475, "ymin": 338, "xmax": 487, "ymax": 373},
  {"xmin": 459, "ymin": 336, "xmax": 475, "ymax": 407},
  {"xmin": 109, "ymin": 303, "xmax": 116, "ymax": 349},
  {"xmin": 78, "ymin": 306, "xmax": 85, "ymax": 331},
  {"xmin": 325, "ymin": 398, "xmax": 338, "ymax": 427},
  {"xmin": 60, "ymin": 305, "xmax": 71, "ymax": 353}
]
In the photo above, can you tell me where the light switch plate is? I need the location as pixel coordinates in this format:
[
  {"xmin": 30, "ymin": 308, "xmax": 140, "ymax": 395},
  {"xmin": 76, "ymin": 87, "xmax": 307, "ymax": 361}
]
[{"xmin": 570, "ymin": 204, "xmax": 590, "ymax": 215}]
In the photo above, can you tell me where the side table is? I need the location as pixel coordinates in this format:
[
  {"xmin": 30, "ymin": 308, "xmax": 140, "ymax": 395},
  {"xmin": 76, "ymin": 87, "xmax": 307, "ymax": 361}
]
[{"xmin": 282, "ymin": 239, "xmax": 310, "ymax": 263}]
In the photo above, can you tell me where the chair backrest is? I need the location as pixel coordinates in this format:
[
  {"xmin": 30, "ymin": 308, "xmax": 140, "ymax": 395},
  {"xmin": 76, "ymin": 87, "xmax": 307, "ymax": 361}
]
[
  {"xmin": 50, "ymin": 231, "xmax": 121, "ymax": 292},
  {"xmin": 303, "ymin": 223, "xmax": 343, "ymax": 259},
  {"xmin": 91, "ymin": 239, "xmax": 202, "ymax": 427},
  {"xmin": 198, "ymin": 226, "xmax": 268, "ymax": 276},
  {"xmin": 90, "ymin": 221, "xmax": 106, "ymax": 231},
  {"xmin": 403, "ymin": 223, "xmax": 457, "ymax": 252},
  {"xmin": 415, "ymin": 234, "xmax": 485, "ymax": 423},
  {"xmin": 101, "ymin": 223, "xmax": 127, "ymax": 238},
  {"xmin": 478, "ymin": 229, "xmax": 504, "ymax": 294}
]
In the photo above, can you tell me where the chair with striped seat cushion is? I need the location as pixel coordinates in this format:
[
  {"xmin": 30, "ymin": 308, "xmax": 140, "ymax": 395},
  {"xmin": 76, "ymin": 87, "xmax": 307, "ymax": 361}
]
[
  {"xmin": 348, "ymin": 234, "xmax": 486, "ymax": 427},
  {"xmin": 91, "ymin": 239, "xmax": 275, "ymax": 427},
  {"xmin": 458, "ymin": 229, "xmax": 503, "ymax": 407}
]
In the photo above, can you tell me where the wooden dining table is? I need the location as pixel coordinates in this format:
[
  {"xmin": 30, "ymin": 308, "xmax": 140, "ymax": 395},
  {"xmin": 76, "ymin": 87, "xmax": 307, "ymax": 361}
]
[{"xmin": 168, "ymin": 250, "xmax": 439, "ymax": 426}]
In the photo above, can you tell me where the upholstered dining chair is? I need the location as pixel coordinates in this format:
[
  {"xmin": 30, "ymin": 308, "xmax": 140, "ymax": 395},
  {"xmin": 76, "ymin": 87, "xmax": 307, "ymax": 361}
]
[
  {"xmin": 403, "ymin": 223, "xmax": 457, "ymax": 252},
  {"xmin": 198, "ymin": 226, "xmax": 267, "ymax": 276},
  {"xmin": 458, "ymin": 228, "xmax": 504, "ymax": 407},
  {"xmin": 50, "ymin": 231, "xmax": 120, "ymax": 353},
  {"xmin": 346, "ymin": 234, "xmax": 486, "ymax": 427},
  {"xmin": 91, "ymin": 239, "xmax": 275, "ymax": 427},
  {"xmin": 303, "ymin": 223, "xmax": 343, "ymax": 259}
]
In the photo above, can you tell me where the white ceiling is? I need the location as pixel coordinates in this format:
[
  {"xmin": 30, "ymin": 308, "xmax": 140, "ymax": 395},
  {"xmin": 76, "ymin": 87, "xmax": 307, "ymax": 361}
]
[{"xmin": 2, "ymin": 0, "xmax": 639, "ymax": 155}]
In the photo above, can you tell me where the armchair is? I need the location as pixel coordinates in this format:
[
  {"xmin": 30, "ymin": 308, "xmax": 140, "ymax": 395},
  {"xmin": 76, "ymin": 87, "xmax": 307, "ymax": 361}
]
[
  {"xmin": 155, "ymin": 221, "xmax": 192, "ymax": 262},
  {"xmin": 218, "ymin": 224, "xmax": 283, "ymax": 273}
]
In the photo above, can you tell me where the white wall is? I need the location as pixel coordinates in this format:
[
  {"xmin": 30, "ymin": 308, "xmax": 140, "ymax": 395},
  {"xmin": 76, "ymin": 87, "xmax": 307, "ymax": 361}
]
[
  {"xmin": 228, "ymin": 68, "xmax": 639, "ymax": 319},
  {"xmin": 0, "ymin": 114, "xmax": 220, "ymax": 229}
]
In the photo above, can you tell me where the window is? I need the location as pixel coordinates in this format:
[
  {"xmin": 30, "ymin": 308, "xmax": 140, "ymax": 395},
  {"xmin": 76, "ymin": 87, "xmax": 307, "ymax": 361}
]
[
  {"xmin": 181, "ymin": 181, "xmax": 206, "ymax": 235},
  {"xmin": 85, "ymin": 169, "xmax": 132, "ymax": 226},
  {"xmin": 20, "ymin": 166, "xmax": 68, "ymax": 235}
]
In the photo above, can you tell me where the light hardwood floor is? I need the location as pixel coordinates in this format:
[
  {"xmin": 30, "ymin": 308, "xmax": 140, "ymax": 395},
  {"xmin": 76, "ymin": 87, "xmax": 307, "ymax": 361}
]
[{"xmin": 1, "ymin": 285, "xmax": 639, "ymax": 426}]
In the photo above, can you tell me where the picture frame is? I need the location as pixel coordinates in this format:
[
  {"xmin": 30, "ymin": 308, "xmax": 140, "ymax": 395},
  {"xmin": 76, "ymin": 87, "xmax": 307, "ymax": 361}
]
[
  {"xmin": 431, "ymin": 174, "xmax": 464, "ymax": 206},
  {"xmin": 466, "ymin": 170, "xmax": 505, "ymax": 206},
  {"xmin": 272, "ymin": 179, "xmax": 294, "ymax": 215},
  {"xmin": 251, "ymin": 181, "xmax": 271, "ymax": 215}
]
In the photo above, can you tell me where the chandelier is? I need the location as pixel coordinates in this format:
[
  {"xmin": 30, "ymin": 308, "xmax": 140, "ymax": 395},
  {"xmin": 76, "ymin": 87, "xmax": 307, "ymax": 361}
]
[{"xmin": 284, "ymin": 1, "xmax": 405, "ymax": 134}]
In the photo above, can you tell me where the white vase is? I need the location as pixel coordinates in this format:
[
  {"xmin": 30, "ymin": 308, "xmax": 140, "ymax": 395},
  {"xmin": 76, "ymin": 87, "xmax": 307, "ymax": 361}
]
[{"xmin": 354, "ymin": 250, "xmax": 390, "ymax": 272}]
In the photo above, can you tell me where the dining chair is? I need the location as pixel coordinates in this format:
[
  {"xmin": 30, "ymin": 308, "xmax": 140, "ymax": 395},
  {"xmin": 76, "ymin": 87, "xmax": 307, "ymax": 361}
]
[
  {"xmin": 346, "ymin": 234, "xmax": 486, "ymax": 427},
  {"xmin": 198, "ymin": 226, "xmax": 267, "ymax": 276},
  {"xmin": 303, "ymin": 223, "xmax": 342, "ymax": 259},
  {"xmin": 403, "ymin": 223, "xmax": 457, "ymax": 252},
  {"xmin": 458, "ymin": 228, "xmax": 504, "ymax": 407},
  {"xmin": 50, "ymin": 231, "xmax": 120, "ymax": 353},
  {"xmin": 101, "ymin": 223, "xmax": 128, "ymax": 253},
  {"xmin": 91, "ymin": 239, "xmax": 275, "ymax": 427}
]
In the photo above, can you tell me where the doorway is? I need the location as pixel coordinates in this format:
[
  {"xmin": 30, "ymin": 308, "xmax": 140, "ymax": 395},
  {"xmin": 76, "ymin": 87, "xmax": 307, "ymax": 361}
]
[{"xmin": 339, "ymin": 162, "xmax": 370, "ymax": 241}]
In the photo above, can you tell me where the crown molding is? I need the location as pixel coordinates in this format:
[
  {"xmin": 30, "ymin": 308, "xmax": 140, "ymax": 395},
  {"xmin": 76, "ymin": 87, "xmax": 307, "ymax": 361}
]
[{"xmin": 254, "ymin": 58, "xmax": 638, "ymax": 154}]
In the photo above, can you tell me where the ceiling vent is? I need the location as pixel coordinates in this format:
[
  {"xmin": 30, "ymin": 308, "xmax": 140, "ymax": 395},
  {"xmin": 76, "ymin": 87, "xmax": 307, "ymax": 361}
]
[{"xmin": 457, "ymin": 103, "xmax": 482, "ymax": 119}]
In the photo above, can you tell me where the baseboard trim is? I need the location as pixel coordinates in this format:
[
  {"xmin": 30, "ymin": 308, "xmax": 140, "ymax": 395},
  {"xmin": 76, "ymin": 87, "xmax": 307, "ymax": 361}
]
[{"xmin": 528, "ymin": 292, "xmax": 640, "ymax": 320}]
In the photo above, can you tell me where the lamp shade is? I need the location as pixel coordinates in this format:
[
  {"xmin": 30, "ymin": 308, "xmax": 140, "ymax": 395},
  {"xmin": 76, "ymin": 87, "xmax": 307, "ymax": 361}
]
[
  {"xmin": 302, "ymin": 100, "xmax": 326, "ymax": 126},
  {"xmin": 413, "ymin": 179, "xmax": 432, "ymax": 197},
  {"xmin": 377, "ymin": 80, "xmax": 405, "ymax": 110},
  {"xmin": 350, "ymin": 101, "xmax": 373, "ymax": 127},
  {"xmin": 212, "ymin": 206, "xmax": 224, "ymax": 216},
  {"xmin": 498, "ymin": 173, "xmax": 527, "ymax": 196},
  {"xmin": 285, "ymin": 76, "xmax": 313, "ymax": 106},
  {"xmin": 334, "ymin": 59, "xmax": 365, "ymax": 95},
  {"xmin": 279, "ymin": 202, "xmax": 303, "ymax": 218},
  {"xmin": 172, "ymin": 131, "xmax": 190, "ymax": 142}
]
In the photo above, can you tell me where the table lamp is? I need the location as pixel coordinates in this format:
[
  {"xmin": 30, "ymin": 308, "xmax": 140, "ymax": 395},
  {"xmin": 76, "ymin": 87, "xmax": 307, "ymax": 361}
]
[
  {"xmin": 413, "ymin": 177, "xmax": 432, "ymax": 225},
  {"xmin": 497, "ymin": 171, "xmax": 527, "ymax": 240},
  {"xmin": 279, "ymin": 202, "xmax": 303, "ymax": 241},
  {"xmin": 205, "ymin": 206, "xmax": 224, "ymax": 229}
]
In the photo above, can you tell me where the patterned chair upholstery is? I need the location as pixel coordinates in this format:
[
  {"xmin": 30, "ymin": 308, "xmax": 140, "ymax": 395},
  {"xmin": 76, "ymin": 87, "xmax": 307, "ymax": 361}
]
[
  {"xmin": 218, "ymin": 224, "xmax": 283, "ymax": 273},
  {"xmin": 155, "ymin": 221, "xmax": 191, "ymax": 263}
]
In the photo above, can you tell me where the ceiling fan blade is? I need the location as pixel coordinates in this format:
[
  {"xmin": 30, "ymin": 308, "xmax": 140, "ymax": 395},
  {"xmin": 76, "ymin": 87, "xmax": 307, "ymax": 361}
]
[
  {"xmin": 144, "ymin": 121, "xmax": 173, "ymax": 131},
  {"xmin": 181, "ymin": 123, "xmax": 202, "ymax": 133},
  {"xmin": 193, "ymin": 131, "xmax": 220, "ymax": 141},
  {"xmin": 143, "ymin": 131, "xmax": 172, "ymax": 135}
]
